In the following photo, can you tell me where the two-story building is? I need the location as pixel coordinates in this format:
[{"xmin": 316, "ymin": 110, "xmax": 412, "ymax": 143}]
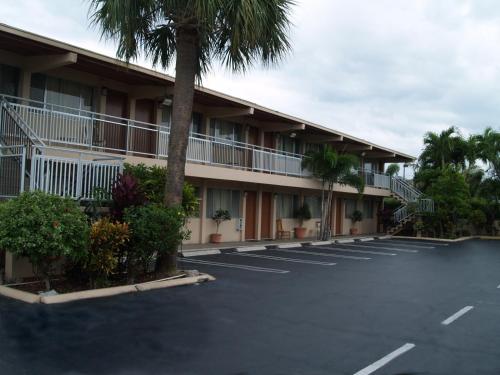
[{"xmin": 0, "ymin": 23, "xmax": 416, "ymax": 248}]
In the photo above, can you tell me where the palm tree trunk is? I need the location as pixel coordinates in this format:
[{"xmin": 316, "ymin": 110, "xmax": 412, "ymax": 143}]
[{"xmin": 157, "ymin": 27, "xmax": 198, "ymax": 274}]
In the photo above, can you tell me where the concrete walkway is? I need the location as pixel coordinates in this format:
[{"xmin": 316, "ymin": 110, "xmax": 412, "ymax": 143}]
[{"xmin": 180, "ymin": 233, "xmax": 390, "ymax": 256}]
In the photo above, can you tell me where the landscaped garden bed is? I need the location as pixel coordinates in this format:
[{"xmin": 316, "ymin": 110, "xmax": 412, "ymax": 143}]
[{"xmin": 0, "ymin": 164, "xmax": 212, "ymax": 304}]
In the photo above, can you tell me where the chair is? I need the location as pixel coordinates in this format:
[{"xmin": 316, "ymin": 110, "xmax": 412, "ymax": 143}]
[{"xmin": 276, "ymin": 218, "xmax": 291, "ymax": 240}]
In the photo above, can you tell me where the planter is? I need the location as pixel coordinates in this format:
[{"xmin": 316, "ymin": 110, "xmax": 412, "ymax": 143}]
[
  {"xmin": 349, "ymin": 228, "xmax": 359, "ymax": 235},
  {"xmin": 210, "ymin": 233, "xmax": 222, "ymax": 244},
  {"xmin": 294, "ymin": 227, "xmax": 307, "ymax": 239}
]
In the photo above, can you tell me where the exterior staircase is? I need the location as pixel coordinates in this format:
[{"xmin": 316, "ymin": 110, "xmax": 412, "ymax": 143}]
[
  {"xmin": 0, "ymin": 96, "xmax": 123, "ymax": 200},
  {"xmin": 386, "ymin": 177, "xmax": 434, "ymax": 235}
]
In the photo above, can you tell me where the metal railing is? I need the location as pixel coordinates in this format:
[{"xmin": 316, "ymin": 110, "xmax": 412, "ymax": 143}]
[
  {"xmin": 391, "ymin": 176, "xmax": 421, "ymax": 202},
  {"xmin": 0, "ymin": 145, "xmax": 26, "ymax": 198},
  {"xmin": 30, "ymin": 147, "xmax": 123, "ymax": 200},
  {"xmin": 358, "ymin": 169, "xmax": 391, "ymax": 189},
  {"xmin": 3, "ymin": 95, "xmax": 308, "ymax": 177}
]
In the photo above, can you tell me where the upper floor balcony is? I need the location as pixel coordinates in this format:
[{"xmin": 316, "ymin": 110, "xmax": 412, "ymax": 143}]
[{"xmin": 1, "ymin": 94, "xmax": 392, "ymax": 191}]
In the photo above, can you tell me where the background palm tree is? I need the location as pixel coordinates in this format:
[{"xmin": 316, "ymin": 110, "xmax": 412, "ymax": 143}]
[
  {"xmin": 302, "ymin": 146, "xmax": 364, "ymax": 240},
  {"xmin": 89, "ymin": 0, "xmax": 294, "ymax": 272},
  {"xmin": 385, "ymin": 163, "xmax": 400, "ymax": 177},
  {"xmin": 475, "ymin": 127, "xmax": 500, "ymax": 179},
  {"xmin": 419, "ymin": 126, "xmax": 468, "ymax": 170}
]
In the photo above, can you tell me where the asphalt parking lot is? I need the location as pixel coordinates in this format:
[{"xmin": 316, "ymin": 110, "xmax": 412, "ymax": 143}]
[{"xmin": 1, "ymin": 238, "xmax": 500, "ymax": 375}]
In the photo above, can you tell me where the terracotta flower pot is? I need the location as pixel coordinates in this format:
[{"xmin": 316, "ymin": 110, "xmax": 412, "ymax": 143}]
[
  {"xmin": 210, "ymin": 233, "xmax": 222, "ymax": 244},
  {"xmin": 294, "ymin": 227, "xmax": 307, "ymax": 239},
  {"xmin": 349, "ymin": 228, "xmax": 359, "ymax": 235}
]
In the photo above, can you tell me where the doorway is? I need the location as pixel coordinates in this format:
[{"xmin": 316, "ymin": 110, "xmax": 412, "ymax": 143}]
[
  {"xmin": 103, "ymin": 90, "xmax": 128, "ymax": 152},
  {"xmin": 335, "ymin": 198, "xmax": 342, "ymax": 236},
  {"xmin": 134, "ymin": 99, "xmax": 156, "ymax": 156},
  {"xmin": 261, "ymin": 192, "xmax": 272, "ymax": 239},
  {"xmin": 245, "ymin": 191, "xmax": 257, "ymax": 240}
]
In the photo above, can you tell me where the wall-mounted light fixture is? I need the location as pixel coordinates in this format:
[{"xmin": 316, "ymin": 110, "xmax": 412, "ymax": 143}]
[
  {"xmin": 161, "ymin": 97, "xmax": 173, "ymax": 106},
  {"xmin": 289, "ymin": 132, "xmax": 297, "ymax": 138}
]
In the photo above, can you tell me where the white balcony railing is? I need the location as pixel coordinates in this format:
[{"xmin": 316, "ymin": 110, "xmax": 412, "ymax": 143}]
[{"xmin": 4, "ymin": 95, "xmax": 308, "ymax": 177}]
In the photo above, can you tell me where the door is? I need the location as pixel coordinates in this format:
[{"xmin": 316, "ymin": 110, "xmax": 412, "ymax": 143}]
[
  {"xmin": 103, "ymin": 90, "xmax": 128, "ymax": 152},
  {"xmin": 245, "ymin": 191, "xmax": 257, "ymax": 240},
  {"xmin": 134, "ymin": 99, "xmax": 156, "ymax": 156},
  {"xmin": 335, "ymin": 198, "xmax": 342, "ymax": 236},
  {"xmin": 264, "ymin": 132, "xmax": 274, "ymax": 149},
  {"xmin": 261, "ymin": 192, "xmax": 272, "ymax": 239}
]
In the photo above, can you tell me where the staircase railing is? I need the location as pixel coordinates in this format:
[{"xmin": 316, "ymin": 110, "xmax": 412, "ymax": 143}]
[
  {"xmin": 390, "ymin": 175, "xmax": 434, "ymax": 227},
  {"xmin": 391, "ymin": 176, "xmax": 421, "ymax": 202}
]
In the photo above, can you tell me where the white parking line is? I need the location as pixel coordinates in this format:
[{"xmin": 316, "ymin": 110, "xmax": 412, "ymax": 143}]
[
  {"xmin": 386, "ymin": 239, "xmax": 449, "ymax": 246},
  {"xmin": 231, "ymin": 252, "xmax": 336, "ymax": 266},
  {"xmin": 353, "ymin": 343, "xmax": 416, "ymax": 375},
  {"xmin": 441, "ymin": 306, "xmax": 474, "ymax": 325},
  {"xmin": 372, "ymin": 240, "xmax": 435, "ymax": 249},
  {"xmin": 179, "ymin": 258, "xmax": 290, "ymax": 274},
  {"xmin": 314, "ymin": 246, "xmax": 397, "ymax": 256},
  {"xmin": 274, "ymin": 248, "xmax": 370, "ymax": 260},
  {"xmin": 332, "ymin": 243, "xmax": 419, "ymax": 253}
]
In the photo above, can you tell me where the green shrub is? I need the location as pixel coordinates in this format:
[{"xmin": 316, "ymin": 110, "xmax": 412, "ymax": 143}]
[
  {"xmin": 0, "ymin": 192, "xmax": 89, "ymax": 290},
  {"xmin": 124, "ymin": 163, "xmax": 199, "ymax": 216},
  {"xmin": 124, "ymin": 204, "xmax": 189, "ymax": 281},
  {"xmin": 87, "ymin": 218, "xmax": 129, "ymax": 287},
  {"xmin": 350, "ymin": 210, "xmax": 363, "ymax": 223},
  {"xmin": 469, "ymin": 209, "xmax": 487, "ymax": 234},
  {"xmin": 294, "ymin": 203, "xmax": 312, "ymax": 227}
]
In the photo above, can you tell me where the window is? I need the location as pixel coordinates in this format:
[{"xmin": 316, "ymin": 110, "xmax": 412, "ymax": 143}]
[
  {"xmin": 305, "ymin": 196, "xmax": 322, "ymax": 218},
  {"xmin": 345, "ymin": 199, "xmax": 357, "ymax": 219},
  {"xmin": 30, "ymin": 73, "xmax": 93, "ymax": 113},
  {"xmin": 363, "ymin": 200, "xmax": 374, "ymax": 219},
  {"xmin": 160, "ymin": 107, "xmax": 203, "ymax": 135},
  {"xmin": 277, "ymin": 194, "xmax": 299, "ymax": 219},
  {"xmin": 0, "ymin": 63, "xmax": 19, "ymax": 97},
  {"xmin": 305, "ymin": 143, "xmax": 322, "ymax": 154},
  {"xmin": 206, "ymin": 189, "xmax": 240, "ymax": 218},
  {"xmin": 210, "ymin": 119, "xmax": 242, "ymax": 143},
  {"xmin": 279, "ymin": 135, "xmax": 300, "ymax": 154}
]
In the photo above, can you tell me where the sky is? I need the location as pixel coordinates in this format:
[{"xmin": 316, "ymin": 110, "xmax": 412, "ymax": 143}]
[{"xmin": 2, "ymin": 0, "xmax": 500, "ymax": 161}]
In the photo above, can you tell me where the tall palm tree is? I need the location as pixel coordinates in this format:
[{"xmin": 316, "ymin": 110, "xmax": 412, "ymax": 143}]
[
  {"xmin": 89, "ymin": 0, "xmax": 294, "ymax": 272},
  {"xmin": 419, "ymin": 126, "xmax": 467, "ymax": 170},
  {"xmin": 302, "ymin": 146, "xmax": 364, "ymax": 240},
  {"xmin": 475, "ymin": 127, "xmax": 500, "ymax": 179}
]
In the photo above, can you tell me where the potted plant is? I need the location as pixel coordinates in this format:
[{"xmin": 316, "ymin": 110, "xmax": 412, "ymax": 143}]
[
  {"xmin": 413, "ymin": 219, "xmax": 425, "ymax": 238},
  {"xmin": 350, "ymin": 210, "xmax": 363, "ymax": 235},
  {"xmin": 293, "ymin": 203, "xmax": 312, "ymax": 239},
  {"xmin": 210, "ymin": 209, "xmax": 231, "ymax": 243}
]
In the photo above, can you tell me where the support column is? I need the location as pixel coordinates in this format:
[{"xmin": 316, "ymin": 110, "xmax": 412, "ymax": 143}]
[
  {"xmin": 19, "ymin": 70, "xmax": 31, "ymax": 101},
  {"xmin": 241, "ymin": 190, "xmax": 247, "ymax": 242},
  {"xmin": 199, "ymin": 183, "xmax": 208, "ymax": 244},
  {"xmin": 256, "ymin": 188, "xmax": 263, "ymax": 240},
  {"xmin": 271, "ymin": 192, "xmax": 277, "ymax": 239}
]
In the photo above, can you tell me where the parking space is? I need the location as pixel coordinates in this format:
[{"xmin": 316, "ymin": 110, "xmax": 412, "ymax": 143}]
[{"xmin": 1, "ymin": 239, "xmax": 500, "ymax": 374}]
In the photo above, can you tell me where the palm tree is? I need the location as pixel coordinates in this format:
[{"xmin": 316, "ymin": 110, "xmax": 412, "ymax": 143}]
[
  {"xmin": 475, "ymin": 127, "xmax": 500, "ymax": 179},
  {"xmin": 385, "ymin": 163, "xmax": 400, "ymax": 177},
  {"xmin": 302, "ymin": 146, "xmax": 364, "ymax": 240},
  {"xmin": 419, "ymin": 126, "xmax": 468, "ymax": 170},
  {"xmin": 89, "ymin": 0, "xmax": 294, "ymax": 272}
]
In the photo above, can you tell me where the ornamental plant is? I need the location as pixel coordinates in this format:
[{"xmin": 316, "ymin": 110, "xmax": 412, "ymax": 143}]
[
  {"xmin": 212, "ymin": 209, "xmax": 231, "ymax": 234},
  {"xmin": 87, "ymin": 218, "xmax": 129, "ymax": 288},
  {"xmin": 0, "ymin": 192, "xmax": 89, "ymax": 291},
  {"xmin": 293, "ymin": 203, "xmax": 312, "ymax": 228},
  {"xmin": 111, "ymin": 173, "xmax": 145, "ymax": 220},
  {"xmin": 124, "ymin": 204, "xmax": 189, "ymax": 279}
]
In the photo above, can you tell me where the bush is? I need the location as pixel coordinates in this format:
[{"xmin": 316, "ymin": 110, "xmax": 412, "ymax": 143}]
[
  {"xmin": 469, "ymin": 209, "xmax": 487, "ymax": 234},
  {"xmin": 294, "ymin": 203, "xmax": 312, "ymax": 227},
  {"xmin": 111, "ymin": 173, "xmax": 146, "ymax": 220},
  {"xmin": 124, "ymin": 204, "xmax": 188, "ymax": 280},
  {"xmin": 124, "ymin": 163, "xmax": 199, "ymax": 216},
  {"xmin": 87, "ymin": 218, "xmax": 129, "ymax": 287},
  {"xmin": 0, "ymin": 192, "xmax": 89, "ymax": 290}
]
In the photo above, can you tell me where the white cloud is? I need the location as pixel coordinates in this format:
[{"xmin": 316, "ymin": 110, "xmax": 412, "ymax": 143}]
[{"xmin": 1, "ymin": 0, "xmax": 499, "ymax": 158}]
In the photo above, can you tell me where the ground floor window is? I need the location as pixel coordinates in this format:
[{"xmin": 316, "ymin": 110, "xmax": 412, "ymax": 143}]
[
  {"xmin": 345, "ymin": 199, "xmax": 357, "ymax": 218},
  {"xmin": 363, "ymin": 199, "xmax": 374, "ymax": 219},
  {"xmin": 305, "ymin": 195, "xmax": 322, "ymax": 218},
  {"xmin": 277, "ymin": 193, "xmax": 299, "ymax": 219},
  {"xmin": 206, "ymin": 188, "xmax": 240, "ymax": 218}
]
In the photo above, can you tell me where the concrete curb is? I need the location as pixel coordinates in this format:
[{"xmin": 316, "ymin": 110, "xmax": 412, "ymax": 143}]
[
  {"xmin": 0, "ymin": 285, "xmax": 41, "ymax": 304},
  {"xmin": 394, "ymin": 235, "xmax": 473, "ymax": 242},
  {"xmin": 135, "ymin": 274, "xmax": 215, "ymax": 291},
  {"xmin": 308, "ymin": 241, "xmax": 333, "ymax": 246},
  {"xmin": 235, "ymin": 246, "xmax": 267, "ymax": 252},
  {"xmin": 181, "ymin": 249, "xmax": 221, "ymax": 257},
  {"xmin": 336, "ymin": 239, "xmax": 355, "ymax": 244},
  {"xmin": 356, "ymin": 237, "xmax": 374, "ymax": 242},
  {"xmin": 0, "ymin": 273, "xmax": 215, "ymax": 305},
  {"xmin": 40, "ymin": 285, "xmax": 138, "ymax": 304},
  {"xmin": 276, "ymin": 242, "xmax": 303, "ymax": 249}
]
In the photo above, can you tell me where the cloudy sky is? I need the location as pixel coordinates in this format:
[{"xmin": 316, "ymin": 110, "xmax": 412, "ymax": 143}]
[{"xmin": 2, "ymin": 0, "xmax": 500, "ymax": 158}]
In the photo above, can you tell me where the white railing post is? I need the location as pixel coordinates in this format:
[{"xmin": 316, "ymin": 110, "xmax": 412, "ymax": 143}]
[{"xmin": 19, "ymin": 146, "xmax": 26, "ymax": 193}]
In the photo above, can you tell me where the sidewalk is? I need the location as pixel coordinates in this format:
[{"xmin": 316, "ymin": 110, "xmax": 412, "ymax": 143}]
[{"xmin": 180, "ymin": 233, "xmax": 390, "ymax": 256}]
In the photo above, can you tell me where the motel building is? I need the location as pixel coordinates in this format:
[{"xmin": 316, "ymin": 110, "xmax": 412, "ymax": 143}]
[{"xmin": 0, "ymin": 24, "xmax": 426, "ymax": 273}]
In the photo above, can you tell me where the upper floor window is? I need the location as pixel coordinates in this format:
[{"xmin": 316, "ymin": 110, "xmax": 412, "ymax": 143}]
[
  {"xmin": 160, "ymin": 106, "xmax": 203, "ymax": 135},
  {"xmin": 278, "ymin": 135, "xmax": 300, "ymax": 154},
  {"xmin": 0, "ymin": 63, "xmax": 19, "ymax": 97},
  {"xmin": 30, "ymin": 73, "xmax": 93, "ymax": 113},
  {"xmin": 305, "ymin": 143, "xmax": 322, "ymax": 154},
  {"xmin": 210, "ymin": 119, "xmax": 242, "ymax": 143}
]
